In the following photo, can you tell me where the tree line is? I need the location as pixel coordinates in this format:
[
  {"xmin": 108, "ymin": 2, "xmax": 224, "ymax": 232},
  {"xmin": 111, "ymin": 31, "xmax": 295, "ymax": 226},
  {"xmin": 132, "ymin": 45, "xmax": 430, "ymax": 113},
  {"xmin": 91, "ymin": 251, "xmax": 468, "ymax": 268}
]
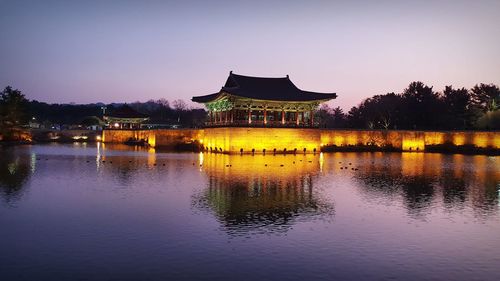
[
  {"xmin": 0, "ymin": 86, "xmax": 206, "ymax": 129},
  {"xmin": 1, "ymin": 81, "xmax": 499, "ymax": 132},
  {"xmin": 318, "ymin": 82, "xmax": 499, "ymax": 130}
]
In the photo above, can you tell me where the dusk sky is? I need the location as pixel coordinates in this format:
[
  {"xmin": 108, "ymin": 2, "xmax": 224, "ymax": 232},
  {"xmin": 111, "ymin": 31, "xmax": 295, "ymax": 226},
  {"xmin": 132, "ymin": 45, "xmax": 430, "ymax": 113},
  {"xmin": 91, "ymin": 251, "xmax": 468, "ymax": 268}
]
[{"xmin": 1, "ymin": 0, "xmax": 499, "ymax": 110}]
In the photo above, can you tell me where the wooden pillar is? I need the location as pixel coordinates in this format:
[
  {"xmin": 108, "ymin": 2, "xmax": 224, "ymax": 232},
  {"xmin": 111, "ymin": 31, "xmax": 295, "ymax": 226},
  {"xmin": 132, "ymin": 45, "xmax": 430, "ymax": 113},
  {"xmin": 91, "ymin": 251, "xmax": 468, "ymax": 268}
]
[
  {"xmin": 264, "ymin": 108, "xmax": 267, "ymax": 125},
  {"xmin": 300, "ymin": 111, "xmax": 304, "ymax": 126},
  {"xmin": 248, "ymin": 108, "xmax": 252, "ymax": 124},
  {"xmin": 296, "ymin": 111, "xmax": 299, "ymax": 125},
  {"xmin": 310, "ymin": 110, "xmax": 314, "ymax": 126},
  {"xmin": 225, "ymin": 110, "xmax": 228, "ymax": 124},
  {"xmin": 281, "ymin": 110, "xmax": 285, "ymax": 124},
  {"xmin": 209, "ymin": 111, "xmax": 212, "ymax": 125},
  {"xmin": 230, "ymin": 109, "xmax": 234, "ymax": 124}
]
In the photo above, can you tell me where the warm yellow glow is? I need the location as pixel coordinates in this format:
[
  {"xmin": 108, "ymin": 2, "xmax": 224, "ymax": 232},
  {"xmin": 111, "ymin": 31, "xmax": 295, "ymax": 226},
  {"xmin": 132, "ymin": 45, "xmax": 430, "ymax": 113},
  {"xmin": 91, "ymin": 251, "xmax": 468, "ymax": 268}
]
[
  {"xmin": 147, "ymin": 148, "xmax": 156, "ymax": 167},
  {"xmin": 452, "ymin": 134, "xmax": 466, "ymax": 146},
  {"xmin": 102, "ymin": 128, "xmax": 499, "ymax": 153},
  {"xmin": 147, "ymin": 134, "xmax": 156, "ymax": 147},
  {"xmin": 114, "ymin": 123, "xmax": 119, "ymax": 128},
  {"xmin": 319, "ymin": 152, "xmax": 324, "ymax": 172},
  {"xmin": 199, "ymin": 152, "xmax": 204, "ymax": 167},
  {"xmin": 401, "ymin": 152, "xmax": 425, "ymax": 176},
  {"xmin": 96, "ymin": 135, "xmax": 102, "ymax": 141},
  {"xmin": 203, "ymin": 127, "xmax": 319, "ymax": 154},
  {"xmin": 200, "ymin": 153, "xmax": 319, "ymax": 179},
  {"xmin": 424, "ymin": 132, "xmax": 444, "ymax": 145},
  {"xmin": 401, "ymin": 132, "xmax": 425, "ymax": 151},
  {"xmin": 472, "ymin": 133, "xmax": 489, "ymax": 148},
  {"xmin": 402, "ymin": 139, "xmax": 424, "ymax": 151}
]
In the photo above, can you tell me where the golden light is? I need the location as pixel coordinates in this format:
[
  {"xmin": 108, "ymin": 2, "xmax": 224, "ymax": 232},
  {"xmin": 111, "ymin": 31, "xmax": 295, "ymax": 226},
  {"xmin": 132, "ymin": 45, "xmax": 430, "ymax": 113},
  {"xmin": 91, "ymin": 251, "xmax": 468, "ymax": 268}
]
[
  {"xmin": 114, "ymin": 123, "xmax": 119, "ymax": 128},
  {"xmin": 452, "ymin": 134, "xmax": 466, "ymax": 146},
  {"xmin": 199, "ymin": 152, "xmax": 204, "ymax": 168}
]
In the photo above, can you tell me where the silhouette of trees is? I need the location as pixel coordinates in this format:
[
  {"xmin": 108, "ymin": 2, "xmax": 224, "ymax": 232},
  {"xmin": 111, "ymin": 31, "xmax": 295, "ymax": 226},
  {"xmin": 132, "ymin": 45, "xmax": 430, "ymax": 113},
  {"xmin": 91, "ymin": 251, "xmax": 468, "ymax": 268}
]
[
  {"xmin": 441, "ymin": 86, "xmax": 474, "ymax": 129},
  {"xmin": 400, "ymin": 82, "xmax": 443, "ymax": 129},
  {"xmin": 317, "ymin": 104, "xmax": 347, "ymax": 128},
  {"xmin": 0, "ymin": 86, "xmax": 29, "ymax": 127},
  {"xmin": 2, "ymin": 81, "xmax": 499, "ymax": 131},
  {"xmin": 471, "ymin": 83, "xmax": 499, "ymax": 112},
  {"xmin": 348, "ymin": 93, "xmax": 402, "ymax": 129},
  {"xmin": 338, "ymin": 82, "xmax": 499, "ymax": 130}
]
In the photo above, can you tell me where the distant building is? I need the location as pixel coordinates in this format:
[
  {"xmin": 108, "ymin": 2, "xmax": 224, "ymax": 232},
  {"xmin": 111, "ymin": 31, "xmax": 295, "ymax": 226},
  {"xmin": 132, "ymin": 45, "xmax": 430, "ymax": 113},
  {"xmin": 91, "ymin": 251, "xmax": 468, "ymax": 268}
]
[
  {"xmin": 192, "ymin": 72, "xmax": 336, "ymax": 127},
  {"xmin": 103, "ymin": 105, "xmax": 149, "ymax": 129}
]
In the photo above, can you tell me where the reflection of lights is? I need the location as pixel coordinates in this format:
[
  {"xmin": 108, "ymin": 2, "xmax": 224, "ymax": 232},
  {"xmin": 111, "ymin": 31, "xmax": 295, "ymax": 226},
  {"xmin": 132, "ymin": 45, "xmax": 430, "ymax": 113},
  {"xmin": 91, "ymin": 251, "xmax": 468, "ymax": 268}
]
[
  {"xmin": 96, "ymin": 141, "xmax": 101, "ymax": 169},
  {"xmin": 199, "ymin": 152, "xmax": 204, "ymax": 170},
  {"xmin": 31, "ymin": 153, "xmax": 36, "ymax": 173},
  {"xmin": 7, "ymin": 162, "xmax": 16, "ymax": 174},
  {"xmin": 319, "ymin": 152, "xmax": 324, "ymax": 172}
]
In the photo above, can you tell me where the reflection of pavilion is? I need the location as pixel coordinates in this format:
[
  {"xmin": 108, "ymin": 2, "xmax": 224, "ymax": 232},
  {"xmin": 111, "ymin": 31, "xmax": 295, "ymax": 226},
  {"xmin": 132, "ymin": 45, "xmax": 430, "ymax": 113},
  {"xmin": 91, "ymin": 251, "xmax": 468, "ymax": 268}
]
[{"xmin": 194, "ymin": 154, "xmax": 334, "ymax": 234}]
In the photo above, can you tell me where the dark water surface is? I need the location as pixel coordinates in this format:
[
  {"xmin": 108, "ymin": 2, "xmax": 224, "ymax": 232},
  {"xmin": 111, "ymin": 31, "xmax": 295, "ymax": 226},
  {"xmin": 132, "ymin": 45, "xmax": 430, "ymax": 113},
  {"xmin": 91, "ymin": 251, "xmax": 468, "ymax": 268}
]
[{"xmin": 1, "ymin": 143, "xmax": 499, "ymax": 281}]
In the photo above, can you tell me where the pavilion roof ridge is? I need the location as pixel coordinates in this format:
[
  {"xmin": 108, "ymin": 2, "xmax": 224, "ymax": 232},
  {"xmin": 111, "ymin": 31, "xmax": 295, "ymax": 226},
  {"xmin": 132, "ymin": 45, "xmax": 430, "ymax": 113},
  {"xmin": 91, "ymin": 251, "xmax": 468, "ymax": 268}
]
[{"xmin": 192, "ymin": 72, "xmax": 337, "ymax": 103}]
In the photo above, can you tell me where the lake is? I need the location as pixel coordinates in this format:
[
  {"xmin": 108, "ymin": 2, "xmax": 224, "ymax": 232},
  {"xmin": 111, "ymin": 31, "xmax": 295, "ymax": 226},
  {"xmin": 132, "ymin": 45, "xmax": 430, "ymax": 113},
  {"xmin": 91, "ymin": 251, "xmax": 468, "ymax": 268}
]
[{"xmin": 1, "ymin": 143, "xmax": 499, "ymax": 281}]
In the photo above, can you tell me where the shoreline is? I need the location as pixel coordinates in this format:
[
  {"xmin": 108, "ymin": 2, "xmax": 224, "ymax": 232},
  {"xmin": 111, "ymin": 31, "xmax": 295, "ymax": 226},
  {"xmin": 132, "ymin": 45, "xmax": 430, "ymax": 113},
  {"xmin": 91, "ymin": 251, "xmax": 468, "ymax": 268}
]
[{"xmin": 2, "ymin": 139, "xmax": 498, "ymax": 156}]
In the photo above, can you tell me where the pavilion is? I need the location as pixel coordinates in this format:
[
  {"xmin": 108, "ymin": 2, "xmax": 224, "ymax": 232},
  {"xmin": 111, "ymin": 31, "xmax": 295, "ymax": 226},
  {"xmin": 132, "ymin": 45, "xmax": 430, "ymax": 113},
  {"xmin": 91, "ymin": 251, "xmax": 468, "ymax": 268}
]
[
  {"xmin": 192, "ymin": 72, "xmax": 337, "ymax": 127},
  {"xmin": 103, "ymin": 105, "xmax": 149, "ymax": 129}
]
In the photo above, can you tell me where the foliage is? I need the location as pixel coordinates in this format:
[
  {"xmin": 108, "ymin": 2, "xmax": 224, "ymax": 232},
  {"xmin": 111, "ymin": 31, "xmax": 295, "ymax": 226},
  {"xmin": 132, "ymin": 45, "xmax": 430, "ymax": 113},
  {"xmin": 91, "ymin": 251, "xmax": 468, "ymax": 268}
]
[
  {"xmin": 471, "ymin": 83, "xmax": 499, "ymax": 112},
  {"xmin": 0, "ymin": 86, "xmax": 29, "ymax": 128},
  {"xmin": 2, "ymin": 81, "xmax": 499, "ymax": 131},
  {"xmin": 338, "ymin": 82, "xmax": 499, "ymax": 130},
  {"xmin": 475, "ymin": 110, "xmax": 500, "ymax": 130}
]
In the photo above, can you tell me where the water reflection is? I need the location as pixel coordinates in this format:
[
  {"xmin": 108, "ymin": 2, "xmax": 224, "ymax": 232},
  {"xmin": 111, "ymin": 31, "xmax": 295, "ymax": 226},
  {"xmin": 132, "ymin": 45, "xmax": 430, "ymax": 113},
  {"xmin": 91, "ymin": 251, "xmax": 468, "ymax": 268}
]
[
  {"xmin": 0, "ymin": 147, "xmax": 32, "ymax": 204},
  {"xmin": 352, "ymin": 153, "xmax": 499, "ymax": 218},
  {"xmin": 194, "ymin": 154, "xmax": 335, "ymax": 235}
]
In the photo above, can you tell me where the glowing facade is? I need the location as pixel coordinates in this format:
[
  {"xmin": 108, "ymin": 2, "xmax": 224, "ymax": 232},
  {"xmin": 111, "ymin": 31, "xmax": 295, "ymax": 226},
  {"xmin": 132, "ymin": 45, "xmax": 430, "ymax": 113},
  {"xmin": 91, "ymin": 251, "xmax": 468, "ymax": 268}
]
[{"xmin": 192, "ymin": 72, "xmax": 337, "ymax": 127}]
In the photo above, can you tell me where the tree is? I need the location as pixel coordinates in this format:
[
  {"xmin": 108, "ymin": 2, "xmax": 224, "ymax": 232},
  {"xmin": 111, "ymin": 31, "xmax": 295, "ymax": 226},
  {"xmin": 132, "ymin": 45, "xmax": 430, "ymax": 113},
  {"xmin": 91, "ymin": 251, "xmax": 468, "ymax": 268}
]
[
  {"xmin": 0, "ymin": 86, "xmax": 29, "ymax": 127},
  {"xmin": 331, "ymin": 106, "xmax": 347, "ymax": 128},
  {"xmin": 441, "ymin": 86, "xmax": 473, "ymax": 129},
  {"xmin": 401, "ymin": 82, "xmax": 443, "ymax": 129},
  {"xmin": 172, "ymin": 99, "xmax": 188, "ymax": 111},
  {"xmin": 346, "ymin": 93, "xmax": 402, "ymax": 129},
  {"xmin": 471, "ymin": 83, "xmax": 499, "ymax": 112}
]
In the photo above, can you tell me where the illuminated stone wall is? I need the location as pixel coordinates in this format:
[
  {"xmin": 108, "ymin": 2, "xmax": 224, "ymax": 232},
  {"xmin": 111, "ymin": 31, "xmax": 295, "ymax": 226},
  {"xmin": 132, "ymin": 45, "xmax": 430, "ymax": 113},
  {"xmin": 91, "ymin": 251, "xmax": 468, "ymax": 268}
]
[
  {"xmin": 103, "ymin": 128, "xmax": 499, "ymax": 153},
  {"xmin": 320, "ymin": 130, "xmax": 499, "ymax": 151},
  {"xmin": 102, "ymin": 129, "xmax": 202, "ymax": 148},
  {"xmin": 202, "ymin": 127, "xmax": 321, "ymax": 153}
]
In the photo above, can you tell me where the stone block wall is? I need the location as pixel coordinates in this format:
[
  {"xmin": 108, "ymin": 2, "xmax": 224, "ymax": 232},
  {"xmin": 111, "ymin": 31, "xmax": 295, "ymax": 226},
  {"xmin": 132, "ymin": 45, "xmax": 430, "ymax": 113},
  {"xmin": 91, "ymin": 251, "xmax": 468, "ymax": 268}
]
[{"xmin": 102, "ymin": 128, "xmax": 499, "ymax": 153}]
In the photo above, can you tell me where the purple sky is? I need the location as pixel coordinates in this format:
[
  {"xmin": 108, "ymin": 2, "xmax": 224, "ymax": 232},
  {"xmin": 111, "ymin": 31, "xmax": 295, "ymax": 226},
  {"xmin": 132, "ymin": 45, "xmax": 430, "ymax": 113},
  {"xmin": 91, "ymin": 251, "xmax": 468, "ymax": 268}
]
[{"xmin": 1, "ymin": 0, "xmax": 499, "ymax": 110}]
